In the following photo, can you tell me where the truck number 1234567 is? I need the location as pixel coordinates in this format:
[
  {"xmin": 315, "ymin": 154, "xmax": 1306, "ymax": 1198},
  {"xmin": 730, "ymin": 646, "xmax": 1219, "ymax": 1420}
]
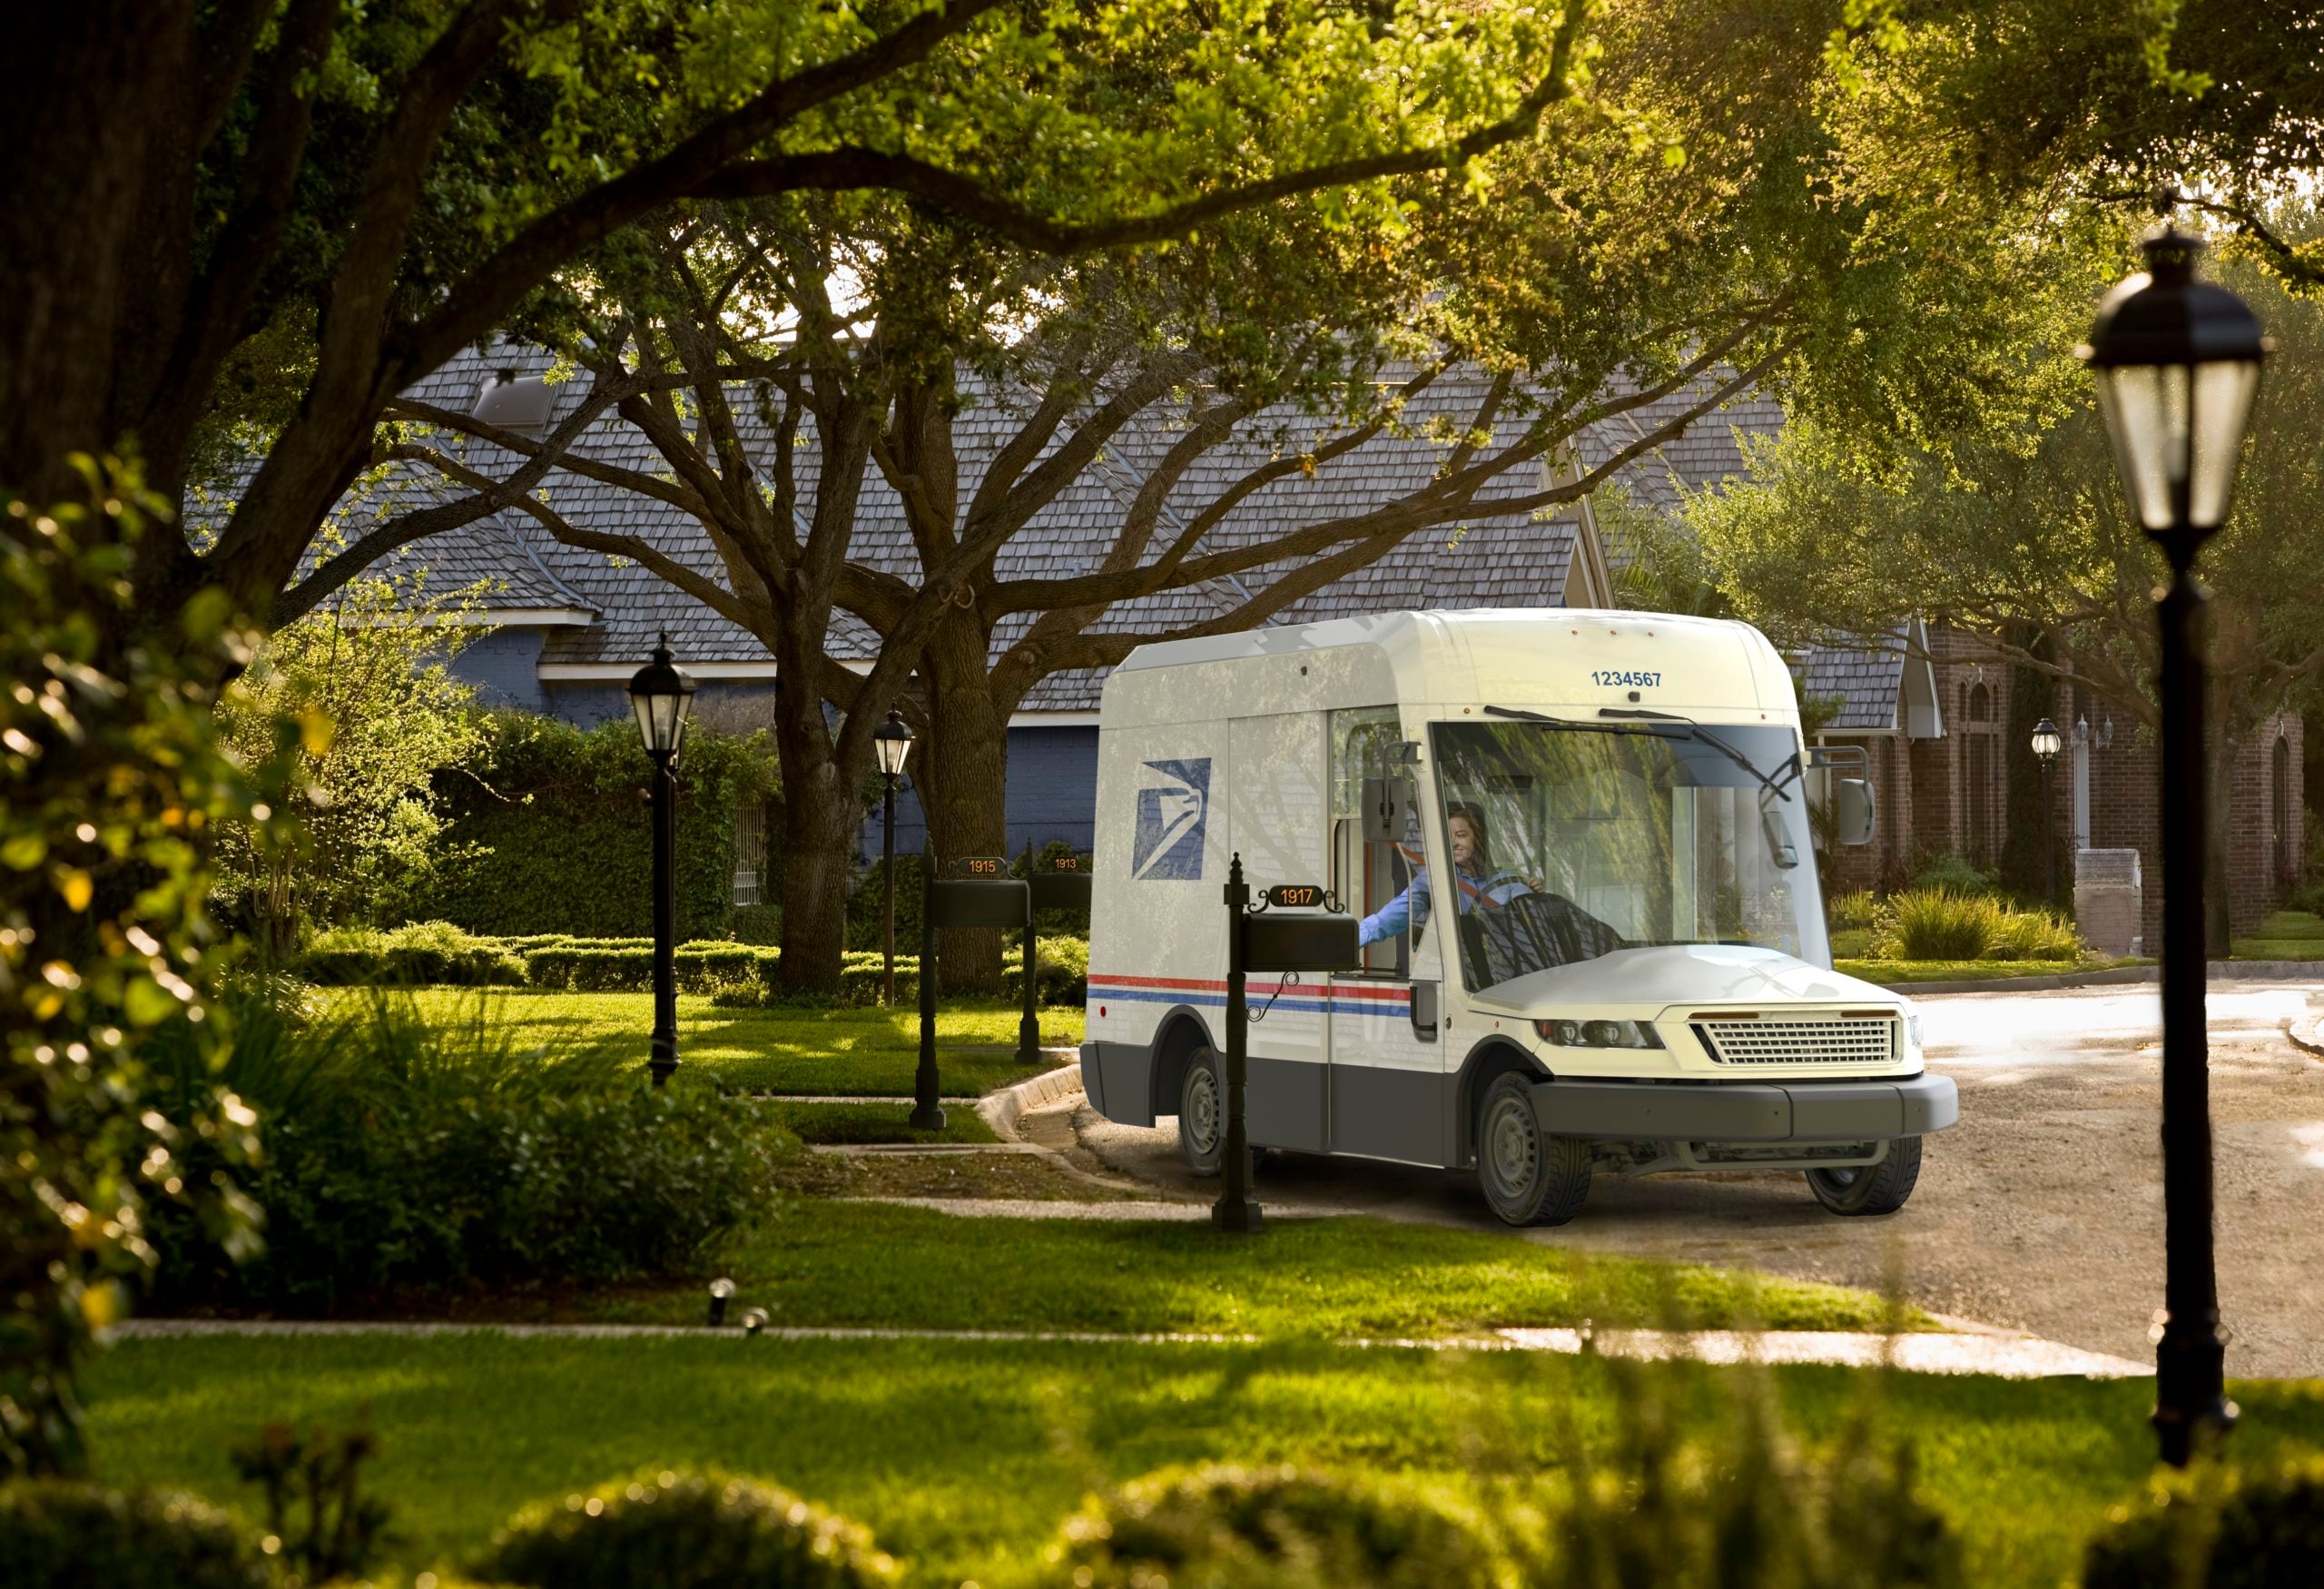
[{"xmin": 1591, "ymin": 670, "xmax": 1661, "ymax": 688}]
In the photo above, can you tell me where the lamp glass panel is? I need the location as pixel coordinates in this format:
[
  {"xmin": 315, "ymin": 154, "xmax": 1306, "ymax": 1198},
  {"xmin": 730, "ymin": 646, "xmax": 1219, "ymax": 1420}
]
[
  {"xmin": 2187, "ymin": 359, "xmax": 2262, "ymax": 528},
  {"xmin": 876, "ymin": 733, "xmax": 911, "ymax": 778},
  {"xmin": 630, "ymin": 694, "xmax": 661, "ymax": 755},
  {"xmin": 2093, "ymin": 364, "xmax": 2187, "ymax": 531},
  {"xmin": 2032, "ymin": 725, "xmax": 2063, "ymax": 758}
]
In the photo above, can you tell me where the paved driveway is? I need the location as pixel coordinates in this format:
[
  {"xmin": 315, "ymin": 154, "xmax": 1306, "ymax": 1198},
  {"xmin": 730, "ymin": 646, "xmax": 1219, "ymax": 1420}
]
[{"xmin": 1068, "ymin": 980, "xmax": 2324, "ymax": 1377}]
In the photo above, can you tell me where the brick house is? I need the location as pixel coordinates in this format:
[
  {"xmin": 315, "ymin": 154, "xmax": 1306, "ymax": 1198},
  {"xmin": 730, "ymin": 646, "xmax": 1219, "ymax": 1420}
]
[{"xmin": 286, "ymin": 343, "xmax": 2307, "ymax": 932}]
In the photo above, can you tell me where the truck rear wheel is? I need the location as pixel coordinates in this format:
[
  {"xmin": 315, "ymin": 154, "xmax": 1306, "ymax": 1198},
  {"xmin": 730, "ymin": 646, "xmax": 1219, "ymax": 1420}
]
[
  {"xmin": 1177, "ymin": 1048, "xmax": 1223, "ymax": 1177},
  {"xmin": 1806, "ymin": 1136, "xmax": 1922, "ymax": 1216},
  {"xmin": 1476, "ymin": 1072, "xmax": 1590, "ymax": 1227}
]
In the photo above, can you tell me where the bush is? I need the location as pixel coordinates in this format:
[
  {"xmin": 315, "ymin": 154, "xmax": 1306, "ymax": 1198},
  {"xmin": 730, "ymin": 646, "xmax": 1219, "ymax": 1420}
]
[
  {"xmin": 0, "ymin": 1480, "xmax": 268, "ymax": 1589},
  {"xmin": 1827, "ymin": 890, "xmax": 1882, "ymax": 932},
  {"xmin": 1001, "ymin": 934, "xmax": 1088, "ymax": 1006},
  {"xmin": 145, "ymin": 989, "xmax": 774, "ymax": 1311},
  {"xmin": 1908, "ymin": 850, "xmax": 2002, "ymax": 896},
  {"xmin": 478, "ymin": 1472, "xmax": 896, "ymax": 1588},
  {"xmin": 1870, "ymin": 889, "xmax": 2083, "ymax": 962},
  {"xmin": 2082, "ymin": 1454, "xmax": 2324, "ymax": 1589},
  {"xmin": 407, "ymin": 711, "xmax": 779, "ymax": 941},
  {"xmin": 1050, "ymin": 1463, "xmax": 1506, "ymax": 1589},
  {"xmin": 524, "ymin": 943, "xmax": 773, "ymax": 993},
  {"xmin": 2287, "ymin": 879, "xmax": 2324, "ymax": 916},
  {"xmin": 292, "ymin": 921, "xmax": 527, "ymax": 985}
]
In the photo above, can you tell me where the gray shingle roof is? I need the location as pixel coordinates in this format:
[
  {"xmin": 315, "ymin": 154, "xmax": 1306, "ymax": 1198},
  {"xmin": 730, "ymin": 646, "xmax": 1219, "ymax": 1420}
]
[
  {"xmin": 1801, "ymin": 626, "xmax": 1912, "ymax": 732},
  {"xmin": 297, "ymin": 343, "xmax": 1784, "ymax": 710}
]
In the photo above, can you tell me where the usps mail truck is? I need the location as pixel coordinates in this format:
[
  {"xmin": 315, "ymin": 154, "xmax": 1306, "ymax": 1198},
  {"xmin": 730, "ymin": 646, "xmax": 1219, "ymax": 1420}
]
[{"xmin": 1078, "ymin": 608, "xmax": 1957, "ymax": 1227}]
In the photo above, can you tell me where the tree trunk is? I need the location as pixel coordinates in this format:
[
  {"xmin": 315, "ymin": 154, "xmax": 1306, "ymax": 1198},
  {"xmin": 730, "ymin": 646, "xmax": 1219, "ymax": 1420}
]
[
  {"xmin": 0, "ymin": 5, "xmax": 199, "ymax": 505},
  {"xmin": 772, "ymin": 679, "xmax": 854, "ymax": 997},
  {"xmin": 919, "ymin": 616, "xmax": 1011, "ymax": 994}
]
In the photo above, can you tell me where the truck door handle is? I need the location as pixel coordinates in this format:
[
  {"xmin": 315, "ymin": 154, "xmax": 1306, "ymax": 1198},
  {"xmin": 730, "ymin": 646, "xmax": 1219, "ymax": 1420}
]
[{"xmin": 1410, "ymin": 981, "xmax": 1439, "ymax": 1042}]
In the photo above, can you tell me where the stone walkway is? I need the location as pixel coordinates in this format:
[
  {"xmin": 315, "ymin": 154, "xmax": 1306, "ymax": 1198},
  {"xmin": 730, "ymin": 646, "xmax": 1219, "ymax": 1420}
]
[{"xmin": 110, "ymin": 1317, "xmax": 2147, "ymax": 1378}]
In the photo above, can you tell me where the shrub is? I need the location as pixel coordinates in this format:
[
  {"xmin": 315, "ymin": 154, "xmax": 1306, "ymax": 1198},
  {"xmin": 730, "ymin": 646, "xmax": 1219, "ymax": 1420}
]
[
  {"xmin": 0, "ymin": 1480, "xmax": 268, "ymax": 1589},
  {"xmin": 1908, "ymin": 850, "xmax": 2002, "ymax": 896},
  {"xmin": 478, "ymin": 1472, "xmax": 896, "ymax": 1588},
  {"xmin": 1873, "ymin": 889, "xmax": 2001, "ymax": 960},
  {"xmin": 2287, "ymin": 879, "xmax": 2324, "ymax": 916},
  {"xmin": 1049, "ymin": 1463, "xmax": 1507, "ymax": 1589},
  {"xmin": 1001, "ymin": 934, "xmax": 1089, "ymax": 1006},
  {"xmin": 145, "ymin": 989, "xmax": 774, "ymax": 1311},
  {"xmin": 292, "ymin": 921, "xmax": 527, "ymax": 985},
  {"xmin": 1827, "ymin": 889, "xmax": 1882, "ymax": 931},
  {"xmin": 1870, "ymin": 889, "xmax": 2084, "ymax": 962},
  {"xmin": 2082, "ymin": 1454, "xmax": 2324, "ymax": 1589},
  {"xmin": 525, "ymin": 943, "xmax": 774, "ymax": 993}
]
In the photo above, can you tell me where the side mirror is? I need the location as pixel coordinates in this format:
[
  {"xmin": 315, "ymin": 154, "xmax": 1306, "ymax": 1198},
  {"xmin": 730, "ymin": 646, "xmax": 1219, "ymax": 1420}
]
[
  {"xmin": 1361, "ymin": 775, "xmax": 1415, "ymax": 844},
  {"xmin": 1836, "ymin": 778, "xmax": 1876, "ymax": 846}
]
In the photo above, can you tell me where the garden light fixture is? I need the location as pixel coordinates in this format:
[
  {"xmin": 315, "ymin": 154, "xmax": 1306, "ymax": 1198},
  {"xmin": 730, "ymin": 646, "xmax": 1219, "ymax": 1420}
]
[
  {"xmin": 707, "ymin": 1278, "xmax": 736, "ymax": 1327},
  {"xmin": 2029, "ymin": 717, "xmax": 2063, "ymax": 763},
  {"xmin": 2031, "ymin": 716, "xmax": 2062, "ymax": 905},
  {"xmin": 2079, "ymin": 222, "xmax": 2268, "ymax": 1468},
  {"xmin": 875, "ymin": 708, "xmax": 915, "ymax": 1007},
  {"xmin": 627, "ymin": 637, "xmax": 697, "ymax": 1087}
]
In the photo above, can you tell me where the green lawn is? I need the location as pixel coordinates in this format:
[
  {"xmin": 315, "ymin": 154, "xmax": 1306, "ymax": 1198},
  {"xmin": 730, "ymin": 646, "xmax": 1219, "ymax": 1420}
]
[
  {"xmin": 334, "ymin": 987, "xmax": 1082, "ymax": 1094},
  {"xmin": 430, "ymin": 1198, "xmax": 1918, "ymax": 1338},
  {"xmin": 2231, "ymin": 909, "xmax": 2324, "ymax": 961},
  {"xmin": 81, "ymin": 1333, "xmax": 2324, "ymax": 1587},
  {"xmin": 1837, "ymin": 955, "xmax": 2143, "ymax": 985}
]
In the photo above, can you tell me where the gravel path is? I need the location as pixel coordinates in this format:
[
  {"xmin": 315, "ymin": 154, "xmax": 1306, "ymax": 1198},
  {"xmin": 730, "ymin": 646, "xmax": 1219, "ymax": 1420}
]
[{"xmin": 1068, "ymin": 979, "xmax": 2324, "ymax": 1378}]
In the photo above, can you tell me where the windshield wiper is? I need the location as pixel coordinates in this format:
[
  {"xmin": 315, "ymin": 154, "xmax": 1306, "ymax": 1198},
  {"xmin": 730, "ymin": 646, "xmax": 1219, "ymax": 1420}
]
[{"xmin": 1596, "ymin": 706, "xmax": 1799, "ymax": 803}]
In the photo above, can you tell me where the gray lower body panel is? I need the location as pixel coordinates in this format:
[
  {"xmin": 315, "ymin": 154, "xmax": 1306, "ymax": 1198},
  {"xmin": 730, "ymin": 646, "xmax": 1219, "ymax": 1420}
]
[
  {"xmin": 1247, "ymin": 1057, "xmax": 1328, "ymax": 1152},
  {"xmin": 1080, "ymin": 1040, "xmax": 1156, "ymax": 1128},
  {"xmin": 1531, "ymin": 1073, "xmax": 1957, "ymax": 1143},
  {"xmin": 1330, "ymin": 1064, "xmax": 1452, "ymax": 1165}
]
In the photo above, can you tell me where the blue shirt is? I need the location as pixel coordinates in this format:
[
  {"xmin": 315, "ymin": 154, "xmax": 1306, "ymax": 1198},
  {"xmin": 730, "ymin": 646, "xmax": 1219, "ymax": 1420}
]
[{"xmin": 1359, "ymin": 865, "xmax": 1531, "ymax": 946}]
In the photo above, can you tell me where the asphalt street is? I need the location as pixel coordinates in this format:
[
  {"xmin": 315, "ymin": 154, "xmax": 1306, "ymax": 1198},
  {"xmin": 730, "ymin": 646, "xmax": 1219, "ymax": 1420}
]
[{"xmin": 1068, "ymin": 979, "xmax": 2324, "ymax": 1377}]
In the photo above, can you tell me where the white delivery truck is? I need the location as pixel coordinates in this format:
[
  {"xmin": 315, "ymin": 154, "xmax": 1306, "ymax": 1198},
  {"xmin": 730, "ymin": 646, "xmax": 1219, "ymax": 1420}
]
[{"xmin": 1078, "ymin": 608, "xmax": 1956, "ymax": 1227}]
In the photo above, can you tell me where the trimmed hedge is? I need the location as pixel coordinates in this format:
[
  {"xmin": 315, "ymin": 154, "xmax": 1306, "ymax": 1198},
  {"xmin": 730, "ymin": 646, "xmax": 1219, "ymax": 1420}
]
[
  {"xmin": 291, "ymin": 921, "xmax": 527, "ymax": 985},
  {"xmin": 408, "ymin": 712, "xmax": 779, "ymax": 941},
  {"xmin": 0, "ymin": 1481, "xmax": 269, "ymax": 1589},
  {"xmin": 478, "ymin": 1472, "xmax": 896, "ymax": 1589}
]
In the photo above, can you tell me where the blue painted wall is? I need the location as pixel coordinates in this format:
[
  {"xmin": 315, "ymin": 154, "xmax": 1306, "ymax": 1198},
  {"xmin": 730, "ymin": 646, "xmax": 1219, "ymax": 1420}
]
[
  {"xmin": 856, "ymin": 725, "xmax": 1098, "ymax": 860},
  {"xmin": 447, "ymin": 627, "xmax": 548, "ymax": 713}
]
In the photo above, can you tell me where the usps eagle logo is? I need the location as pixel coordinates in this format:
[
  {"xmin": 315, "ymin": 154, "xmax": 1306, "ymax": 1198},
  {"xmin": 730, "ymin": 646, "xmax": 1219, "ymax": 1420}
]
[{"xmin": 1132, "ymin": 758, "xmax": 1211, "ymax": 881}]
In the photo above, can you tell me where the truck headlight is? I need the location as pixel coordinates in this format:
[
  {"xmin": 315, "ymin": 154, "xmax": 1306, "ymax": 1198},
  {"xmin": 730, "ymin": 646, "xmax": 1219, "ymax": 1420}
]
[
  {"xmin": 1906, "ymin": 1012, "xmax": 1923, "ymax": 1050},
  {"xmin": 1537, "ymin": 1019, "xmax": 1665, "ymax": 1050}
]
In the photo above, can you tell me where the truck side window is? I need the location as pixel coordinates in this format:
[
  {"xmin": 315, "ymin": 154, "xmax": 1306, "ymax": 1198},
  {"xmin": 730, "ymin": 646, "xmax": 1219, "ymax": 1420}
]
[{"xmin": 1330, "ymin": 706, "xmax": 1410, "ymax": 975}]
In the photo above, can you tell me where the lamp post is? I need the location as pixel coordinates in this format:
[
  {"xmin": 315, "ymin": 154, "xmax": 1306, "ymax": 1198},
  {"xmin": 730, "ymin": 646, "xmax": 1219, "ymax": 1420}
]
[
  {"xmin": 2030, "ymin": 716, "xmax": 2063, "ymax": 905},
  {"xmin": 627, "ymin": 637, "xmax": 697, "ymax": 1088},
  {"xmin": 873, "ymin": 709, "xmax": 915, "ymax": 1007},
  {"xmin": 2079, "ymin": 222, "xmax": 2269, "ymax": 1466}
]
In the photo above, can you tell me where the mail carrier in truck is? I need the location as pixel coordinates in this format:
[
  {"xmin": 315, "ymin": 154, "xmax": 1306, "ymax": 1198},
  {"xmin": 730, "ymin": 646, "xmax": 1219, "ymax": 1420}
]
[{"xmin": 1078, "ymin": 608, "xmax": 1957, "ymax": 1227}]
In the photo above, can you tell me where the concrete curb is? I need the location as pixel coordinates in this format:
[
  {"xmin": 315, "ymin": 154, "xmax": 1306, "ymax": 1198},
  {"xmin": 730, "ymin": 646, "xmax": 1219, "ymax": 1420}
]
[
  {"xmin": 1896, "ymin": 962, "xmax": 2322, "ymax": 996},
  {"xmin": 980, "ymin": 1061, "xmax": 1085, "ymax": 1141},
  {"xmin": 2292, "ymin": 1014, "xmax": 2324, "ymax": 1060}
]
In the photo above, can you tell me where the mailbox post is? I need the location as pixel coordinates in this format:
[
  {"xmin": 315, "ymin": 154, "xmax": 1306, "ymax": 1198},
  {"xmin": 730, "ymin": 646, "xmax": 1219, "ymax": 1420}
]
[
  {"xmin": 1213, "ymin": 853, "xmax": 1360, "ymax": 1234},
  {"xmin": 915, "ymin": 856, "xmax": 1034, "ymax": 1130},
  {"xmin": 1024, "ymin": 849, "xmax": 1092, "ymax": 1068}
]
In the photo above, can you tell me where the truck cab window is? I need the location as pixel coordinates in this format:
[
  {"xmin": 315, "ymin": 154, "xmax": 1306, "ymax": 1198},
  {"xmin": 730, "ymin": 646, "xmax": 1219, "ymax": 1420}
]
[
  {"xmin": 1430, "ymin": 718, "xmax": 1827, "ymax": 993},
  {"xmin": 1330, "ymin": 706, "xmax": 1412, "ymax": 975}
]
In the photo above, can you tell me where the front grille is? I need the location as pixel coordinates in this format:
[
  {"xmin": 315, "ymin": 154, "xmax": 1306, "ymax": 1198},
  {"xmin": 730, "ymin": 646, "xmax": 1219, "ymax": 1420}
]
[{"xmin": 1694, "ymin": 1018, "xmax": 1896, "ymax": 1066}]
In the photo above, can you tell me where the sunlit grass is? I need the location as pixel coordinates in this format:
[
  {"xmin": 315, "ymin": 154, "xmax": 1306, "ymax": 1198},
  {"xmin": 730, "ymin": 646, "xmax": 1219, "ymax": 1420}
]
[
  {"xmin": 321, "ymin": 987, "xmax": 1082, "ymax": 1094},
  {"xmin": 81, "ymin": 1333, "xmax": 2324, "ymax": 1587}
]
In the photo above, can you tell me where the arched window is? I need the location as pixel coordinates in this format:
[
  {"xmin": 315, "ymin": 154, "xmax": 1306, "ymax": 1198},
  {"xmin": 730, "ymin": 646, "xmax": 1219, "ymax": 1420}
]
[{"xmin": 1967, "ymin": 683, "xmax": 1992, "ymax": 724}]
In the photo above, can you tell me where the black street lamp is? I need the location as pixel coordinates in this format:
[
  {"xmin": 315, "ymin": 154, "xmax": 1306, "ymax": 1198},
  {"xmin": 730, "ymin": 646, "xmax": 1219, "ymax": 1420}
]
[
  {"xmin": 2030, "ymin": 716, "xmax": 2063, "ymax": 904},
  {"xmin": 627, "ymin": 637, "xmax": 697, "ymax": 1088},
  {"xmin": 873, "ymin": 709, "xmax": 915, "ymax": 1007},
  {"xmin": 2079, "ymin": 222, "xmax": 2269, "ymax": 1466}
]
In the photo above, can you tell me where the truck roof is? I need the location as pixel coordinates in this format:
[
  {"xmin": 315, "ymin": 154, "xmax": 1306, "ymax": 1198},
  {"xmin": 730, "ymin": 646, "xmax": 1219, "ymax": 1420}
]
[{"xmin": 1105, "ymin": 608, "xmax": 1798, "ymax": 725}]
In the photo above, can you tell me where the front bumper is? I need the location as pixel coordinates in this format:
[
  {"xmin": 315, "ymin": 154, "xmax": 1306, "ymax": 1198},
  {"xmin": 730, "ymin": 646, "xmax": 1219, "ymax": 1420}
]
[{"xmin": 1528, "ymin": 1072, "xmax": 1956, "ymax": 1143}]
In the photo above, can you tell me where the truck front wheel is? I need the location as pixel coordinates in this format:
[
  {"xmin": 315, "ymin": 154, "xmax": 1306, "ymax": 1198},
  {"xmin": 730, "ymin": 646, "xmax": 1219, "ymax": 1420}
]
[
  {"xmin": 1805, "ymin": 1136, "xmax": 1923, "ymax": 1216},
  {"xmin": 1476, "ymin": 1072, "xmax": 1590, "ymax": 1227},
  {"xmin": 1177, "ymin": 1049, "xmax": 1223, "ymax": 1177}
]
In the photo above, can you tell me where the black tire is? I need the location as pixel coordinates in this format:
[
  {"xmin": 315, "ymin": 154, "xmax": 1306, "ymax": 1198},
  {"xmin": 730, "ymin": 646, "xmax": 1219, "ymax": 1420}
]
[
  {"xmin": 1475, "ymin": 1071, "xmax": 1591, "ymax": 1227},
  {"xmin": 1177, "ymin": 1047, "xmax": 1223, "ymax": 1177},
  {"xmin": 1806, "ymin": 1136, "xmax": 1923, "ymax": 1216}
]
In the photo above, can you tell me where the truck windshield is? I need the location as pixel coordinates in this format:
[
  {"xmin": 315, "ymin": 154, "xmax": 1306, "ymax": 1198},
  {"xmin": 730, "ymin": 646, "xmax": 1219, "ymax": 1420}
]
[{"xmin": 1429, "ymin": 718, "xmax": 1828, "ymax": 992}]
